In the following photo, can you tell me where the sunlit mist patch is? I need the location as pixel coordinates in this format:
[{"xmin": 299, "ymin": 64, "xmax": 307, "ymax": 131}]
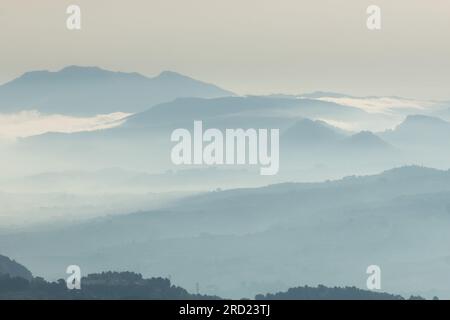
[
  {"xmin": 0, "ymin": 111, "xmax": 131, "ymax": 141},
  {"xmin": 317, "ymin": 97, "xmax": 434, "ymax": 114}
]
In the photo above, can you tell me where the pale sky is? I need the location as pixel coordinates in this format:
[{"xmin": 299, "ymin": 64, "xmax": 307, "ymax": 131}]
[{"xmin": 0, "ymin": 0, "xmax": 449, "ymax": 100}]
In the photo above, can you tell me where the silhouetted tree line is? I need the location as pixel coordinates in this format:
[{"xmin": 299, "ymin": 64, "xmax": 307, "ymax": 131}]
[
  {"xmin": 255, "ymin": 285, "xmax": 431, "ymax": 300},
  {"xmin": 0, "ymin": 273, "xmax": 434, "ymax": 300},
  {"xmin": 0, "ymin": 272, "xmax": 220, "ymax": 300}
]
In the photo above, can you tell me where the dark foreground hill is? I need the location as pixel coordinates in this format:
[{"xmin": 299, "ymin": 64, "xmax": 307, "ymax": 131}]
[
  {"xmin": 0, "ymin": 271, "xmax": 219, "ymax": 300},
  {"xmin": 0, "ymin": 272, "xmax": 428, "ymax": 300},
  {"xmin": 0, "ymin": 255, "xmax": 33, "ymax": 281},
  {"xmin": 255, "ymin": 285, "xmax": 428, "ymax": 300},
  {"xmin": 0, "ymin": 255, "xmax": 429, "ymax": 300}
]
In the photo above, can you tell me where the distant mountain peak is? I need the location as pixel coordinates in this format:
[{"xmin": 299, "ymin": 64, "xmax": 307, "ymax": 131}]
[
  {"xmin": 156, "ymin": 70, "xmax": 186, "ymax": 79},
  {"xmin": 301, "ymin": 91, "xmax": 353, "ymax": 99},
  {"xmin": 282, "ymin": 118, "xmax": 346, "ymax": 145},
  {"xmin": 380, "ymin": 165, "xmax": 445, "ymax": 179},
  {"xmin": 351, "ymin": 130, "xmax": 381, "ymax": 139},
  {"xmin": 393, "ymin": 114, "xmax": 450, "ymax": 133},
  {"xmin": 17, "ymin": 65, "xmax": 135, "ymax": 82},
  {"xmin": 288, "ymin": 118, "xmax": 346, "ymax": 134},
  {"xmin": 403, "ymin": 114, "xmax": 448, "ymax": 125},
  {"xmin": 0, "ymin": 66, "xmax": 233, "ymax": 115},
  {"xmin": 60, "ymin": 65, "xmax": 103, "ymax": 73},
  {"xmin": 345, "ymin": 131, "xmax": 390, "ymax": 148}
]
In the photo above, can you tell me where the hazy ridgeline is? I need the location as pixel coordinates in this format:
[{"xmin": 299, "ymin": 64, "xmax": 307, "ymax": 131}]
[{"xmin": 1, "ymin": 66, "xmax": 450, "ymax": 299}]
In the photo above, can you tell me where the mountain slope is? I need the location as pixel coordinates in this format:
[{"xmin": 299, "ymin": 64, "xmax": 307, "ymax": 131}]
[
  {"xmin": 341, "ymin": 131, "xmax": 391, "ymax": 150},
  {"xmin": 281, "ymin": 119, "xmax": 348, "ymax": 147},
  {"xmin": 281, "ymin": 120, "xmax": 392, "ymax": 159},
  {"xmin": 124, "ymin": 95, "xmax": 370, "ymax": 128},
  {"xmin": 0, "ymin": 255, "xmax": 33, "ymax": 280},
  {"xmin": 0, "ymin": 66, "xmax": 233, "ymax": 115},
  {"xmin": 382, "ymin": 115, "xmax": 450, "ymax": 147},
  {"xmin": 2, "ymin": 166, "xmax": 450, "ymax": 298}
]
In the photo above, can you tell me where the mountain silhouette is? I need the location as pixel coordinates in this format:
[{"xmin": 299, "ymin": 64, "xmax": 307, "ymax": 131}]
[
  {"xmin": 0, "ymin": 66, "xmax": 233, "ymax": 115},
  {"xmin": 124, "ymin": 95, "xmax": 369, "ymax": 129},
  {"xmin": 342, "ymin": 131, "xmax": 391, "ymax": 150},
  {"xmin": 281, "ymin": 119, "xmax": 347, "ymax": 147},
  {"xmin": 281, "ymin": 120, "xmax": 392, "ymax": 157},
  {"xmin": 382, "ymin": 115, "xmax": 450, "ymax": 147}
]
